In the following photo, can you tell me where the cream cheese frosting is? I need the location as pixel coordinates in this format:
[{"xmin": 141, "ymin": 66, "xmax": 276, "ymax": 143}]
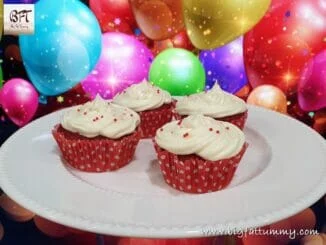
[
  {"xmin": 175, "ymin": 83, "xmax": 247, "ymax": 118},
  {"xmin": 61, "ymin": 96, "xmax": 140, "ymax": 139},
  {"xmin": 112, "ymin": 80, "xmax": 172, "ymax": 112},
  {"xmin": 155, "ymin": 115, "xmax": 245, "ymax": 161}
]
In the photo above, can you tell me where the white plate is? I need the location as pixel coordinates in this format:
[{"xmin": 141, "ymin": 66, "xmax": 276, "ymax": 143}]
[{"xmin": 0, "ymin": 106, "xmax": 325, "ymax": 238}]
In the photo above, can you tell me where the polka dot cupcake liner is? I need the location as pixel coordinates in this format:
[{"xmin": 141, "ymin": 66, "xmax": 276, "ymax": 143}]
[
  {"xmin": 52, "ymin": 125, "xmax": 141, "ymax": 172},
  {"xmin": 139, "ymin": 103, "xmax": 174, "ymax": 138},
  {"xmin": 174, "ymin": 111, "xmax": 248, "ymax": 130},
  {"xmin": 153, "ymin": 142, "xmax": 248, "ymax": 194}
]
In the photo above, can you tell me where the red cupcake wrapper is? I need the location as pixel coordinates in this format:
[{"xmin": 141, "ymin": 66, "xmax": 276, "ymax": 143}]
[
  {"xmin": 52, "ymin": 126, "xmax": 141, "ymax": 172},
  {"xmin": 139, "ymin": 103, "xmax": 174, "ymax": 138},
  {"xmin": 154, "ymin": 142, "xmax": 248, "ymax": 194},
  {"xmin": 173, "ymin": 111, "xmax": 248, "ymax": 130}
]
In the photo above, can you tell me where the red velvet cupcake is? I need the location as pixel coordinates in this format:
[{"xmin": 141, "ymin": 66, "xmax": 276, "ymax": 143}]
[
  {"xmin": 154, "ymin": 115, "xmax": 248, "ymax": 194},
  {"xmin": 113, "ymin": 80, "xmax": 173, "ymax": 138},
  {"xmin": 175, "ymin": 83, "xmax": 248, "ymax": 129},
  {"xmin": 52, "ymin": 96, "xmax": 141, "ymax": 172}
]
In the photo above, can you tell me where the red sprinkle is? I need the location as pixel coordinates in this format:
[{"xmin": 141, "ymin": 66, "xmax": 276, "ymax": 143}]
[
  {"xmin": 209, "ymin": 128, "xmax": 213, "ymax": 131},
  {"xmin": 77, "ymin": 109, "xmax": 81, "ymax": 112},
  {"xmin": 216, "ymin": 130, "xmax": 220, "ymax": 134},
  {"xmin": 114, "ymin": 118, "xmax": 117, "ymax": 122},
  {"xmin": 157, "ymin": 89, "xmax": 160, "ymax": 94},
  {"xmin": 101, "ymin": 115, "xmax": 104, "ymax": 119},
  {"xmin": 130, "ymin": 114, "xmax": 133, "ymax": 117},
  {"xmin": 177, "ymin": 120, "xmax": 183, "ymax": 126},
  {"xmin": 160, "ymin": 128, "xmax": 164, "ymax": 132},
  {"xmin": 83, "ymin": 112, "xmax": 87, "ymax": 115},
  {"xmin": 226, "ymin": 127, "xmax": 230, "ymax": 130},
  {"xmin": 183, "ymin": 133, "xmax": 189, "ymax": 138}
]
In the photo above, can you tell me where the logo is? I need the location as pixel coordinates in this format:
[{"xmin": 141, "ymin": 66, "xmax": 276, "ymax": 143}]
[{"xmin": 4, "ymin": 4, "xmax": 35, "ymax": 35}]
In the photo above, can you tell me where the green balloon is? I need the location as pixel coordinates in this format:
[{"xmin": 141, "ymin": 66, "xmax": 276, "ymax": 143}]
[{"xmin": 149, "ymin": 48, "xmax": 206, "ymax": 96}]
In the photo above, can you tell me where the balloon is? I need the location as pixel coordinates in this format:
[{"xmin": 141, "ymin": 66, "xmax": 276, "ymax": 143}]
[
  {"xmin": 130, "ymin": 0, "xmax": 184, "ymax": 40},
  {"xmin": 19, "ymin": 0, "xmax": 102, "ymax": 98},
  {"xmin": 235, "ymin": 84, "xmax": 251, "ymax": 101},
  {"xmin": 199, "ymin": 36, "xmax": 248, "ymax": 94},
  {"xmin": 244, "ymin": 0, "xmax": 326, "ymax": 96},
  {"xmin": 301, "ymin": 234, "xmax": 326, "ymax": 245},
  {"xmin": 0, "ymin": 2, "xmax": 2, "ymax": 41},
  {"xmin": 62, "ymin": 233, "xmax": 98, "ymax": 245},
  {"xmin": 0, "ymin": 222, "xmax": 3, "ymax": 241},
  {"xmin": 313, "ymin": 110, "xmax": 326, "ymax": 135},
  {"xmin": 90, "ymin": 0, "xmax": 135, "ymax": 33},
  {"xmin": 0, "ymin": 78, "xmax": 39, "ymax": 127},
  {"xmin": 81, "ymin": 32, "xmax": 153, "ymax": 99},
  {"xmin": 149, "ymin": 48, "xmax": 205, "ymax": 96},
  {"xmin": 183, "ymin": 0, "xmax": 271, "ymax": 49},
  {"xmin": 247, "ymin": 85, "xmax": 287, "ymax": 114},
  {"xmin": 245, "ymin": 34, "xmax": 311, "ymax": 96},
  {"xmin": 34, "ymin": 216, "xmax": 70, "ymax": 238},
  {"xmin": 152, "ymin": 31, "xmax": 195, "ymax": 56},
  {"xmin": 298, "ymin": 50, "xmax": 326, "ymax": 112},
  {"xmin": 117, "ymin": 237, "xmax": 216, "ymax": 245},
  {"xmin": 5, "ymin": 44, "xmax": 22, "ymax": 62},
  {"xmin": 288, "ymin": 208, "xmax": 316, "ymax": 239},
  {"xmin": 0, "ymin": 194, "xmax": 35, "ymax": 222}
]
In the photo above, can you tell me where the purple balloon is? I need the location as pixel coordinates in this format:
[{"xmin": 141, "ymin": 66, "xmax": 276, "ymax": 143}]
[
  {"xmin": 0, "ymin": 78, "xmax": 39, "ymax": 127},
  {"xmin": 81, "ymin": 33, "xmax": 154, "ymax": 99},
  {"xmin": 199, "ymin": 36, "xmax": 248, "ymax": 94},
  {"xmin": 298, "ymin": 50, "xmax": 326, "ymax": 111}
]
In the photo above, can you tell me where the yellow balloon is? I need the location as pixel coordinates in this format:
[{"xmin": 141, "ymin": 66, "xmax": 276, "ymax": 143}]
[
  {"xmin": 0, "ymin": 0, "xmax": 2, "ymax": 40},
  {"xmin": 183, "ymin": 0, "xmax": 271, "ymax": 49}
]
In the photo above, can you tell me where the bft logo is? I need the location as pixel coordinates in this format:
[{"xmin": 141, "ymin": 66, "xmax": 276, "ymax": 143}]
[{"xmin": 4, "ymin": 4, "xmax": 35, "ymax": 35}]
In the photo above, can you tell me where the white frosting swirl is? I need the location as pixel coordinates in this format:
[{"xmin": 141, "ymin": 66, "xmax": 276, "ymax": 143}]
[
  {"xmin": 61, "ymin": 96, "xmax": 140, "ymax": 139},
  {"xmin": 176, "ymin": 83, "xmax": 247, "ymax": 118},
  {"xmin": 155, "ymin": 115, "xmax": 245, "ymax": 161},
  {"xmin": 113, "ymin": 80, "xmax": 172, "ymax": 112}
]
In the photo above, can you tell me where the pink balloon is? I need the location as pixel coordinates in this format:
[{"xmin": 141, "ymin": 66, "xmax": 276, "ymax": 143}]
[
  {"xmin": 0, "ymin": 78, "xmax": 39, "ymax": 127},
  {"xmin": 298, "ymin": 50, "xmax": 326, "ymax": 111},
  {"xmin": 81, "ymin": 33, "xmax": 154, "ymax": 99}
]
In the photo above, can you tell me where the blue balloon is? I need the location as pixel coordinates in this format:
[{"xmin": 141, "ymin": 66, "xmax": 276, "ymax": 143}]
[
  {"xmin": 199, "ymin": 36, "xmax": 248, "ymax": 94},
  {"xmin": 19, "ymin": 0, "xmax": 102, "ymax": 97}
]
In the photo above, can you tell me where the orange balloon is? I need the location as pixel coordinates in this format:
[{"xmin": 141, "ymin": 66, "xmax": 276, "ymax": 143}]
[
  {"xmin": 130, "ymin": 0, "xmax": 184, "ymax": 40},
  {"xmin": 34, "ymin": 216, "xmax": 70, "ymax": 238},
  {"xmin": 0, "ymin": 222, "xmax": 4, "ymax": 241},
  {"xmin": 0, "ymin": 194, "xmax": 35, "ymax": 222},
  {"xmin": 236, "ymin": 84, "xmax": 252, "ymax": 101},
  {"xmin": 313, "ymin": 109, "xmax": 326, "ymax": 135},
  {"xmin": 247, "ymin": 85, "xmax": 288, "ymax": 114}
]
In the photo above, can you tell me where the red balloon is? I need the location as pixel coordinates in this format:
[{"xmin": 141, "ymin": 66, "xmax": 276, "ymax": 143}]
[
  {"xmin": 34, "ymin": 216, "xmax": 71, "ymax": 238},
  {"xmin": 244, "ymin": 0, "xmax": 326, "ymax": 96},
  {"xmin": 61, "ymin": 233, "xmax": 98, "ymax": 245},
  {"xmin": 90, "ymin": 0, "xmax": 135, "ymax": 33},
  {"xmin": 117, "ymin": 237, "xmax": 216, "ymax": 245}
]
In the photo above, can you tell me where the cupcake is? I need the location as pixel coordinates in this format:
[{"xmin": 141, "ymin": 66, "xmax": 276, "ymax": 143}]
[
  {"xmin": 113, "ymin": 80, "xmax": 173, "ymax": 138},
  {"xmin": 52, "ymin": 96, "xmax": 141, "ymax": 172},
  {"xmin": 154, "ymin": 115, "xmax": 248, "ymax": 194},
  {"xmin": 175, "ymin": 83, "xmax": 247, "ymax": 129}
]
